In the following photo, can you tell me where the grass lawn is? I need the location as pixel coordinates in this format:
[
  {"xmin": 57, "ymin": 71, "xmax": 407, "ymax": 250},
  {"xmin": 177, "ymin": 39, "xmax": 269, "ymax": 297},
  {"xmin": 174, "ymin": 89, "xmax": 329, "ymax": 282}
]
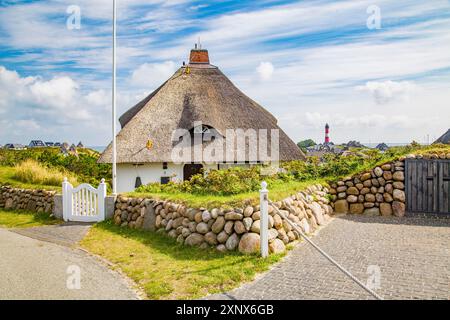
[
  {"xmin": 127, "ymin": 179, "xmax": 328, "ymax": 209},
  {"xmin": 81, "ymin": 220, "xmax": 285, "ymax": 300},
  {"xmin": 0, "ymin": 166, "xmax": 61, "ymax": 191},
  {"xmin": 0, "ymin": 208, "xmax": 59, "ymax": 228}
]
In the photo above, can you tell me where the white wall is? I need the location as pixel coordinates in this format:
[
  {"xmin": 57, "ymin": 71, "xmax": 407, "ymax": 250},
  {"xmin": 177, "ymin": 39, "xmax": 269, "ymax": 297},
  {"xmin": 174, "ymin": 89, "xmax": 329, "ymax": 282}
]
[
  {"xmin": 117, "ymin": 163, "xmax": 180, "ymax": 193},
  {"xmin": 117, "ymin": 162, "xmax": 222, "ymax": 193}
]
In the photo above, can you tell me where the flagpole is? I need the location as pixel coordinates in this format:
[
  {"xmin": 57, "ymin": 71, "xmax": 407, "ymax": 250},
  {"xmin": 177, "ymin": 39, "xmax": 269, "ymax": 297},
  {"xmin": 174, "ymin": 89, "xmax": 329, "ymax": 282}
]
[{"xmin": 112, "ymin": 0, "xmax": 117, "ymax": 195}]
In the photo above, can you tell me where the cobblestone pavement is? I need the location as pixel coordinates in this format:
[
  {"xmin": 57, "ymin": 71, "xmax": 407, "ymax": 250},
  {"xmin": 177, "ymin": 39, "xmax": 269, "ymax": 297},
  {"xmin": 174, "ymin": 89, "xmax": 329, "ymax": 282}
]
[
  {"xmin": 12, "ymin": 222, "xmax": 92, "ymax": 247},
  {"xmin": 206, "ymin": 215, "xmax": 450, "ymax": 300}
]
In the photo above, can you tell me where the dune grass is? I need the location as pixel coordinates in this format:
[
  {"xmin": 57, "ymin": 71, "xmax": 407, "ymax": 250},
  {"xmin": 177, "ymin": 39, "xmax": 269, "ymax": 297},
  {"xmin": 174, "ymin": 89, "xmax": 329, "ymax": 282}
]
[
  {"xmin": 0, "ymin": 208, "xmax": 59, "ymax": 228},
  {"xmin": 81, "ymin": 220, "xmax": 284, "ymax": 300},
  {"xmin": 13, "ymin": 159, "xmax": 78, "ymax": 187},
  {"xmin": 0, "ymin": 160, "xmax": 78, "ymax": 191},
  {"xmin": 0, "ymin": 166, "xmax": 62, "ymax": 191}
]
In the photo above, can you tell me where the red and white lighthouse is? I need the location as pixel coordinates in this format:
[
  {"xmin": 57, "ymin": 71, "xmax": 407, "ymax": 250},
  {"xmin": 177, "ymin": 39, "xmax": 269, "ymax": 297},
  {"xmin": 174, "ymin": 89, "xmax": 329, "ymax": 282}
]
[{"xmin": 325, "ymin": 123, "xmax": 330, "ymax": 144}]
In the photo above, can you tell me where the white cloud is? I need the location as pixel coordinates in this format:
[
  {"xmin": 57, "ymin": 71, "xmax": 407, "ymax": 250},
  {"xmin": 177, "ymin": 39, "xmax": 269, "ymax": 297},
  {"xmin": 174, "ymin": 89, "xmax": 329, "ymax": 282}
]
[
  {"xmin": 356, "ymin": 80, "xmax": 416, "ymax": 104},
  {"xmin": 256, "ymin": 62, "xmax": 274, "ymax": 81},
  {"xmin": 304, "ymin": 112, "xmax": 411, "ymax": 129},
  {"xmin": 16, "ymin": 119, "xmax": 41, "ymax": 131},
  {"xmin": 130, "ymin": 61, "xmax": 177, "ymax": 89},
  {"xmin": 0, "ymin": 65, "xmax": 112, "ymax": 142},
  {"xmin": 30, "ymin": 76, "xmax": 79, "ymax": 109},
  {"xmin": 1, "ymin": 0, "xmax": 450, "ymax": 145},
  {"xmin": 85, "ymin": 89, "xmax": 110, "ymax": 107}
]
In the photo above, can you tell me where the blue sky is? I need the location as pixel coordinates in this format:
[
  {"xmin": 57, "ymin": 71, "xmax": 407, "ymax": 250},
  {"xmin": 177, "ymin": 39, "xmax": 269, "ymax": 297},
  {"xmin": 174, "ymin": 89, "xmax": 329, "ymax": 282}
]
[{"xmin": 0, "ymin": 0, "xmax": 449, "ymax": 146}]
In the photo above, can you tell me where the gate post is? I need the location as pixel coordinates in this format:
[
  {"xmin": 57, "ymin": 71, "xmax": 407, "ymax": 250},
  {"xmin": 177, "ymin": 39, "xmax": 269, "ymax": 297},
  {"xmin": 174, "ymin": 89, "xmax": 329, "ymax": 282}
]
[
  {"xmin": 260, "ymin": 181, "xmax": 269, "ymax": 258},
  {"xmin": 98, "ymin": 178, "xmax": 107, "ymax": 221},
  {"xmin": 62, "ymin": 177, "xmax": 70, "ymax": 222}
]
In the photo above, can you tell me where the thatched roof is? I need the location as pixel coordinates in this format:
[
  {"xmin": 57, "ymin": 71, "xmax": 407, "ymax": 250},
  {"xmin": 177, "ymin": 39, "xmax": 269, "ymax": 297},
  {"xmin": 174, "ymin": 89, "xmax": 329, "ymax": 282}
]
[
  {"xmin": 433, "ymin": 129, "xmax": 450, "ymax": 144},
  {"xmin": 99, "ymin": 48, "xmax": 305, "ymax": 164}
]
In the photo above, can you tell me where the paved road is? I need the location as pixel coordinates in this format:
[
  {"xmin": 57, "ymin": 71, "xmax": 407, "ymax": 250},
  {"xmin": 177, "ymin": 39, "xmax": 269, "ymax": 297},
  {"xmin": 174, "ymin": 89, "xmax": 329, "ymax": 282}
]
[
  {"xmin": 0, "ymin": 228, "xmax": 139, "ymax": 300},
  {"xmin": 207, "ymin": 215, "xmax": 450, "ymax": 300},
  {"xmin": 12, "ymin": 222, "xmax": 92, "ymax": 247}
]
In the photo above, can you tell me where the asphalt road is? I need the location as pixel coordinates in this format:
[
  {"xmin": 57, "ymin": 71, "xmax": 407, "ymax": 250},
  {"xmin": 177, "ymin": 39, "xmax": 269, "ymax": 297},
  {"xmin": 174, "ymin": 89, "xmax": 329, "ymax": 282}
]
[{"xmin": 0, "ymin": 228, "xmax": 139, "ymax": 300}]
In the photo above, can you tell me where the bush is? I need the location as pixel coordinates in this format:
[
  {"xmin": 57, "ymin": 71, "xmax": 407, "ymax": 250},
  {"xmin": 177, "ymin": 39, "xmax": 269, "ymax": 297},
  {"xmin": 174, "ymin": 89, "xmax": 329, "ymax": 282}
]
[
  {"xmin": 137, "ymin": 167, "xmax": 261, "ymax": 196},
  {"xmin": 297, "ymin": 139, "xmax": 316, "ymax": 153},
  {"xmin": 13, "ymin": 159, "xmax": 78, "ymax": 186}
]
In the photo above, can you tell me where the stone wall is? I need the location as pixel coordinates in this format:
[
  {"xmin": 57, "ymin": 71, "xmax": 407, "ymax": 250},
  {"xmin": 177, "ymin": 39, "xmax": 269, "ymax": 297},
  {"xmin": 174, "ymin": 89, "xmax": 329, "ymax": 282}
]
[
  {"xmin": 0, "ymin": 186, "xmax": 55, "ymax": 213},
  {"xmin": 113, "ymin": 184, "xmax": 333, "ymax": 254},
  {"xmin": 330, "ymin": 159, "xmax": 406, "ymax": 217}
]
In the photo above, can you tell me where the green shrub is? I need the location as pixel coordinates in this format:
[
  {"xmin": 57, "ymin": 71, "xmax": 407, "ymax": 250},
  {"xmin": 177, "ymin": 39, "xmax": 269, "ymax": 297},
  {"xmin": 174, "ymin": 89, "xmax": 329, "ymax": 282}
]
[{"xmin": 137, "ymin": 167, "xmax": 261, "ymax": 196}]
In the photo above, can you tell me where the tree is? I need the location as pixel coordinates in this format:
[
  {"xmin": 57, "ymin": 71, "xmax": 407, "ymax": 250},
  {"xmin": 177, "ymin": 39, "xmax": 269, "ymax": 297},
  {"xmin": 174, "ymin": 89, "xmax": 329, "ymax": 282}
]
[{"xmin": 297, "ymin": 139, "xmax": 316, "ymax": 153}]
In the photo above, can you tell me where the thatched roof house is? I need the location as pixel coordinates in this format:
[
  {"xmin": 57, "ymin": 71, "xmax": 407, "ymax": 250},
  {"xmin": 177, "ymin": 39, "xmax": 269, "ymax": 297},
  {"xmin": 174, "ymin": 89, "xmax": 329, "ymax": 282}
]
[
  {"xmin": 433, "ymin": 129, "xmax": 450, "ymax": 144},
  {"xmin": 99, "ymin": 46, "xmax": 304, "ymax": 192}
]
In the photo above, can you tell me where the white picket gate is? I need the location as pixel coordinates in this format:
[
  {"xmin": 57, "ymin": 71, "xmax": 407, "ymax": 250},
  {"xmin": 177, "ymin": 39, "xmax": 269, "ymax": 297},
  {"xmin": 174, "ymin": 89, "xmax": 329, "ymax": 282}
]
[{"xmin": 62, "ymin": 178, "xmax": 107, "ymax": 222}]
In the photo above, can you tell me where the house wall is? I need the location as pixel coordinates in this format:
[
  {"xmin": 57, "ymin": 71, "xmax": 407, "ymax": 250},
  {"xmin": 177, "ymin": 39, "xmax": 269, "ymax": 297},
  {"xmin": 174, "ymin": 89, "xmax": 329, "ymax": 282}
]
[{"xmin": 117, "ymin": 162, "xmax": 221, "ymax": 193}]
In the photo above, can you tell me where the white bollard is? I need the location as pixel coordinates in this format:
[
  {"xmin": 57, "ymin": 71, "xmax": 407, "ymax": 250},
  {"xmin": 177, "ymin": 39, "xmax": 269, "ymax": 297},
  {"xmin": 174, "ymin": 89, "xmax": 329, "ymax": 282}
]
[{"xmin": 260, "ymin": 181, "xmax": 269, "ymax": 258}]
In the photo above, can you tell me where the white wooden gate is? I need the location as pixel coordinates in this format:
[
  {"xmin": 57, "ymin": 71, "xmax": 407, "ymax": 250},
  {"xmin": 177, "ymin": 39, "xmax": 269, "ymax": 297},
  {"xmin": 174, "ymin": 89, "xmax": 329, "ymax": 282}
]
[{"xmin": 62, "ymin": 178, "xmax": 107, "ymax": 222}]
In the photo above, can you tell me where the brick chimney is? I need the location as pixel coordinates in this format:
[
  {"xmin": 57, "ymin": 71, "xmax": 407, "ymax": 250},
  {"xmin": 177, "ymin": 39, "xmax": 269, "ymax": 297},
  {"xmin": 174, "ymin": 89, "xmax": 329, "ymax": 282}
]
[{"xmin": 189, "ymin": 43, "xmax": 210, "ymax": 64}]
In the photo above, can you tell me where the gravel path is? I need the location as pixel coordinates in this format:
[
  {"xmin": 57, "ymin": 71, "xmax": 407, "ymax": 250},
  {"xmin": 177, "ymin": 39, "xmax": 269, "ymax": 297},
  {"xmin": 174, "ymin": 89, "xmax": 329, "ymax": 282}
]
[
  {"xmin": 0, "ymin": 228, "xmax": 139, "ymax": 300},
  {"xmin": 206, "ymin": 215, "xmax": 450, "ymax": 300}
]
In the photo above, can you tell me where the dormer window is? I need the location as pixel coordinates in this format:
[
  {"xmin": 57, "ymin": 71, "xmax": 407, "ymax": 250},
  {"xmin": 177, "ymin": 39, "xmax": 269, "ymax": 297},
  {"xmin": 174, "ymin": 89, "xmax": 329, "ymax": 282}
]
[
  {"xmin": 193, "ymin": 124, "xmax": 210, "ymax": 135},
  {"xmin": 190, "ymin": 123, "xmax": 215, "ymax": 141}
]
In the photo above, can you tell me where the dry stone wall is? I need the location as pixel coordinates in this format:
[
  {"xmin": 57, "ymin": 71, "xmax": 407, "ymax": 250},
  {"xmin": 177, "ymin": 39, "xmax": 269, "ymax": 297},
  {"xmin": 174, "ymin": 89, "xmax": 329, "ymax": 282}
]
[
  {"xmin": 113, "ymin": 184, "xmax": 334, "ymax": 254},
  {"xmin": 330, "ymin": 159, "xmax": 406, "ymax": 217},
  {"xmin": 0, "ymin": 186, "xmax": 55, "ymax": 213}
]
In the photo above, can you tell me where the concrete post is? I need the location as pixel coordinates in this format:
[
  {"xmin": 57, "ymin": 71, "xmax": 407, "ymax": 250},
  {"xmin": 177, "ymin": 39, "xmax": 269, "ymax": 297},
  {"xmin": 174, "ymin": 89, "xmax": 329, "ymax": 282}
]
[
  {"xmin": 98, "ymin": 178, "xmax": 107, "ymax": 221},
  {"xmin": 260, "ymin": 181, "xmax": 269, "ymax": 258},
  {"xmin": 62, "ymin": 177, "xmax": 69, "ymax": 222}
]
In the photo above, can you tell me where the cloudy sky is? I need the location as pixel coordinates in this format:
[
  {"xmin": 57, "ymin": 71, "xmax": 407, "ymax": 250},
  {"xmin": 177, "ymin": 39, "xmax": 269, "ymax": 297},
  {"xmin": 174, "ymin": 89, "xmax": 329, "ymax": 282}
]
[{"xmin": 0, "ymin": 0, "xmax": 449, "ymax": 146}]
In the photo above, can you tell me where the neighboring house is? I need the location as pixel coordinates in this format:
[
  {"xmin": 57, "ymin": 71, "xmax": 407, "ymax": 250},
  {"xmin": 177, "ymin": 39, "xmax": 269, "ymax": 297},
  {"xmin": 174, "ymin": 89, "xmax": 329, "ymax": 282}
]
[
  {"xmin": 69, "ymin": 144, "xmax": 78, "ymax": 153},
  {"xmin": 60, "ymin": 142, "xmax": 70, "ymax": 155},
  {"xmin": 99, "ymin": 45, "xmax": 305, "ymax": 192},
  {"xmin": 54, "ymin": 142, "xmax": 61, "ymax": 147},
  {"xmin": 306, "ymin": 142, "xmax": 343, "ymax": 156},
  {"xmin": 375, "ymin": 143, "xmax": 389, "ymax": 151},
  {"xmin": 433, "ymin": 128, "xmax": 450, "ymax": 144},
  {"xmin": 29, "ymin": 140, "xmax": 46, "ymax": 148},
  {"xmin": 45, "ymin": 142, "xmax": 55, "ymax": 147},
  {"xmin": 4, "ymin": 143, "xmax": 26, "ymax": 150},
  {"xmin": 342, "ymin": 140, "xmax": 366, "ymax": 149},
  {"xmin": 77, "ymin": 141, "xmax": 84, "ymax": 148}
]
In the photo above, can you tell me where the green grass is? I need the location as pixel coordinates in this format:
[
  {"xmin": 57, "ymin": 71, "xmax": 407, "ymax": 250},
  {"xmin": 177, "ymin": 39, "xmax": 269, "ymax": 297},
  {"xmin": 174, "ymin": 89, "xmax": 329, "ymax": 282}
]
[
  {"xmin": 0, "ymin": 166, "xmax": 62, "ymax": 191},
  {"xmin": 127, "ymin": 179, "xmax": 327, "ymax": 209},
  {"xmin": 0, "ymin": 208, "xmax": 59, "ymax": 228},
  {"xmin": 80, "ymin": 220, "xmax": 284, "ymax": 300}
]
